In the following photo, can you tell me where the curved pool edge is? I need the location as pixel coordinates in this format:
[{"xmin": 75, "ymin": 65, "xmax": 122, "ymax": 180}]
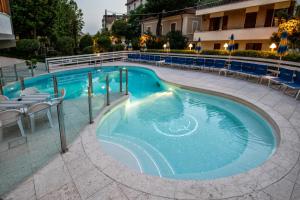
[{"xmin": 78, "ymin": 65, "xmax": 300, "ymax": 200}]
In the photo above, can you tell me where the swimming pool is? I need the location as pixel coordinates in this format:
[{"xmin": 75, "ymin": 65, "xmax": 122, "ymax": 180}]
[
  {"xmin": 96, "ymin": 67, "xmax": 277, "ymax": 180},
  {"xmin": 3, "ymin": 66, "xmax": 277, "ymax": 180}
]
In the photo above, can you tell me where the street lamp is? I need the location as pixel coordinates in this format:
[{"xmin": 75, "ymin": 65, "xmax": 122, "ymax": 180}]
[
  {"xmin": 224, "ymin": 43, "xmax": 228, "ymax": 50},
  {"xmin": 163, "ymin": 44, "xmax": 167, "ymax": 51},
  {"xmin": 189, "ymin": 43, "xmax": 193, "ymax": 51},
  {"xmin": 270, "ymin": 43, "xmax": 277, "ymax": 52}
]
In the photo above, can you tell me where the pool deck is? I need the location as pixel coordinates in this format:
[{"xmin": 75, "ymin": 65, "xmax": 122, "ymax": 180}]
[{"xmin": 3, "ymin": 62, "xmax": 300, "ymax": 200}]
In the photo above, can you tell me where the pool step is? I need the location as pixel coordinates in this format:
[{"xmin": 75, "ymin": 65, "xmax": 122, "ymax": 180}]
[{"xmin": 100, "ymin": 134, "xmax": 175, "ymax": 177}]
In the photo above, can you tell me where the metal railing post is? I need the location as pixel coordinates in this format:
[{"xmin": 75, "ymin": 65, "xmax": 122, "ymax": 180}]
[
  {"xmin": 57, "ymin": 100, "xmax": 68, "ymax": 153},
  {"xmin": 88, "ymin": 72, "xmax": 93, "ymax": 94},
  {"xmin": 125, "ymin": 69, "xmax": 128, "ymax": 95},
  {"xmin": 53, "ymin": 76, "xmax": 58, "ymax": 98},
  {"xmin": 20, "ymin": 77, "xmax": 25, "ymax": 90},
  {"xmin": 88, "ymin": 86, "xmax": 93, "ymax": 124},
  {"xmin": 30, "ymin": 63, "xmax": 34, "ymax": 77},
  {"xmin": 0, "ymin": 82, "xmax": 3, "ymax": 95},
  {"xmin": 14, "ymin": 64, "xmax": 18, "ymax": 81},
  {"xmin": 106, "ymin": 75, "xmax": 110, "ymax": 106},
  {"xmin": 0, "ymin": 67, "xmax": 4, "ymax": 86},
  {"xmin": 119, "ymin": 68, "xmax": 123, "ymax": 93}
]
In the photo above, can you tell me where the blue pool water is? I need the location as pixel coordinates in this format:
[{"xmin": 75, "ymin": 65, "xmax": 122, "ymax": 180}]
[{"xmin": 4, "ymin": 66, "xmax": 276, "ymax": 180}]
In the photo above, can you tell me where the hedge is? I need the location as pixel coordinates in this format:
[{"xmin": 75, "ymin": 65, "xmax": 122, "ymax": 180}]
[{"xmin": 146, "ymin": 49, "xmax": 300, "ymax": 62}]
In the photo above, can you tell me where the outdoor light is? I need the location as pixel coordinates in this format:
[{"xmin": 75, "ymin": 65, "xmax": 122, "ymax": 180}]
[
  {"xmin": 224, "ymin": 43, "xmax": 228, "ymax": 50},
  {"xmin": 163, "ymin": 44, "xmax": 167, "ymax": 50},
  {"xmin": 270, "ymin": 43, "xmax": 277, "ymax": 52},
  {"xmin": 189, "ymin": 43, "xmax": 193, "ymax": 51},
  {"xmin": 97, "ymin": 53, "xmax": 100, "ymax": 57}
]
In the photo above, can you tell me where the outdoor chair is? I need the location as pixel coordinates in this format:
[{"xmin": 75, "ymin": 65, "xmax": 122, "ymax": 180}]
[
  {"xmin": 20, "ymin": 87, "xmax": 40, "ymax": 96},
  {"xmin": 267, "ymin": 68, "xmax": 294, "ymax": 87},
  {"xmin": 204, "ymin": 59, "xmax": 215, "ymax": 70},
  {"xmin": 0, "ymin": 109, "xmax": 25, "ymax": 137},
  {"xmin": 195, "ymin": 58, "xmax": 205, "ymax": 69},
  {"xmin": 50, "ymin": 88, "xmax": 66, "ymax": 106},
  {"xmin": 225, "ymin": 61, "xmax": 243, "ymax": 76},
  {"xmin": 212, "ymin": 60, "xmax": 226, "ymax": 71},
  {"xmin": 0, "ymin": 95, "xmax": 9, "ymax": 101},
  {"xmin": 27, "ymin": 102, "xmax": 53, "ymax": 133},
  {"xmin": 283, "ymin": 71, "xmax": 300, "ymax": 100}
]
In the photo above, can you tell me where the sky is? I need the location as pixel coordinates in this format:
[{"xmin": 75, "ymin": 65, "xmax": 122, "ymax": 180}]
[{"xmin": 74, "ymin": 0, "xmax": 127, "ymax": 35}]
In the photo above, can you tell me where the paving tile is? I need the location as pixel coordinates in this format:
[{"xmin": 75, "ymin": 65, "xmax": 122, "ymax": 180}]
[
  {"xmin": 291, "ymin": 183, "xmax": 300, "ymax": 200},
  {"xmin": 3, "ymin": 178, "xmax": 36, "ymax": 200},
  {"xmin": 86, "ymin": 183, "xmax": 127, "ymax": 200},
  {"xmin": 66, "ymin": 156, "xmax": 95, "ymax": 179},
  {"xmin": 39, "ymin": 183, "xmax": 81, "ymax": 200},
  {"xmin": 34, "ymin": 156, "xmax": 72, "ymax": 199},
  {"xmin": 74, "ymin": 169, "xmax": 113, "ymax": 199},
  {"xmin": 263, "ymin": 178, "xmax": 294, "ymax": 200}
]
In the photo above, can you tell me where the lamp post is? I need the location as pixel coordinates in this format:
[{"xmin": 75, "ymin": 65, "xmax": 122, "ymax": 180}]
[
  {"xmin": 163, "ymin": 44, "xmax": 167, "ymax": 52},
  {"xmin": 270, "ymin": 43, "xmax": 277, "ymax": 52},
  {"xmin": 189, "ymin": 43, "xmax": 193, "ymax": 51},
  {"xmin": 224, "ymin": 43, "xmax": 228, "ymax": 50}
]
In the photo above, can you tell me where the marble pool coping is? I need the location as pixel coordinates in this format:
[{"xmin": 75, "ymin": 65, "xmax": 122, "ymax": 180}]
[{"xmin": 78, "ymin": 63, "xmax": 300, "ymax": 199}]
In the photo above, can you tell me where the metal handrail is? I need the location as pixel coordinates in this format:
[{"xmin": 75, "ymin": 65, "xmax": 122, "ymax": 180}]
[{"xmin": 197, "ymin": 0, "xmax": 250, "ymax": 10}]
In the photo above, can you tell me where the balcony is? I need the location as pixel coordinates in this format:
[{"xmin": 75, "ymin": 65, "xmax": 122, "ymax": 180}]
[
  {"xmin": 193, "ymin": 27, "xmax": 278, "ymax": 41},
  {"xmin": 196, "ymin": 0, "xmax": 291, "ymax": 15},
  {"xmin": 0, "ymin": 12, "xmax": 13, "ymax": 37}
]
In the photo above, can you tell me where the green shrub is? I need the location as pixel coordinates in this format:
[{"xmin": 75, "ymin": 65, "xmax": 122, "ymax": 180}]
[
  {"xmin": 96, "ymin": 35, "xmax": 112, "ymax": 52},
  {"xmin": 112, "ymin": 44, "xmax": 125, "ymax": 51},
  {"xmin": 82, "ymin": 46, "xmax": 94, "ymax": 54},
  {"xmin": 16, "ymin": 39, "xmax": 40, "ymax": 55},
  {"xmin": 55, "ymin": 36, "xmax": 75, "ymax": 55},
  {"xmin": 166, "ymin": 31, "xmax": 188, "ymax": 49},
  {"xmin": 146, "ymin": 49, "xmax": 300, "ymax": 62},
  {"xmin": 79, "ymin": 34, "xmax": 93, "ymax": 51}
]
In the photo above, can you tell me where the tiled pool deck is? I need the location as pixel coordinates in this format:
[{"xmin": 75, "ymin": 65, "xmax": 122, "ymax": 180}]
[{"xmin": 3, "ymin": 62, "xmax": 300, "ymax": 200}]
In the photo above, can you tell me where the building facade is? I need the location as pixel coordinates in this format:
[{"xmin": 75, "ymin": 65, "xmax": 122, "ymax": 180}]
[
  {"xmin": 193, "ymin": 0, "xmax": 297, "ymax": 51},
  {"xmin": 102, "ymin": 14, "xmax": 127, "ymax": 31},
  {"xmin": 0, "ymin": 0, "xmax": 15, "ymax": 49},
  {"xmin": 126, "ymin": 0, "xmax": 146, "ymax": 13},
  {"xmin": 141, "ymin": 10, "xmax": 201, "ymax": 41}
]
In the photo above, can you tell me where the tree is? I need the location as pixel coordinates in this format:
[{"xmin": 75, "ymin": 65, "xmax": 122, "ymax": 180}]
[
  {"xmin": 144, "ymin": 0, "xmax": 198, "ymax": 37},
  {"xmin": 56, "ymin": 36, "xmax": 75, "ymax": 55},
  {"xmin": 128, "ymin": 5, "xmax": 145, "ymax": 38},
  {"xmin": 111, "ymin": 19, "xmax": 130, "ymax": 38},
  {"xmin": 166, "ymin": 31, "xmax": 188, "ymax": 49},
  {"xmin": 94, "ymin": 33, "xmax": 112, "ymax": 52},
  {"xmin": 79, "ymin": 34, "xmax": 93, "ymax": 51},
  {"xmin": 277, "ymin": 19, "xmax": 300, "ymax": 49}
]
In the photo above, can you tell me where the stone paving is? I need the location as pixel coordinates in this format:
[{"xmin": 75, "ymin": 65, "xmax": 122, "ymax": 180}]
[{"xmin": 3, "ymin": 62, "xmax": 300, "ymax": 200}]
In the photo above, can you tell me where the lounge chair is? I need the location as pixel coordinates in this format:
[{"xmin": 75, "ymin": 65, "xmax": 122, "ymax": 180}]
[
  {"xmin": 204, "ymin": 59, "xmax": 215, "ymax": 70},
  {"xmin": 20, "ymin": 87, "xmax": 40, "ymax": 96},
  {"xmin": 50, "ymin": 89, "xmax": 66, "ymax": 106},
  {"xmin": 27, "ymin": 102, "xmax": 53, "ymax": 133},
  {"xmin": 0, "ymin": 109, "xmax": 25, "ymax": 137},
  {"xmin": 185, "ymin": 58, "xmax": 194, "ymax": 69},
  {"xmin": 195, "ymin": 58, "xmax": 205, "ymax": 70},
  {"xmin": 224, "ymin": 61, "xmax": 242, "ymax": 76},
  {"xmin": 283, "ymin": 71, "xmax": 300, "ymax": 100},
  {"xmin": 212, "ymin": 60, "xmax": 226, "ymax": 71},
  {"xmin": 267, "ymin": 68, "xmax": 294, "ymax": 87}
]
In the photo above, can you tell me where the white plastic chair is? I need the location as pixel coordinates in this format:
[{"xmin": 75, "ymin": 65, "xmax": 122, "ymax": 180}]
[
  {"xmin": 27, "ymin": 102, "xmax": 53, "ymax": 133},
  {"xmin": 50, "ymin": 89, "xmax": 66, "ymax": 106},
  {"xmin": 0, "ymin": 110, "xmax": 25, "ymax": 137},
  {"xmin": 0, "ymin": 95, "xmax": 9, "ymax": 101},
  {"xmin": 20, "ymin": 87, "xmax": 40, "ymax": 96}
]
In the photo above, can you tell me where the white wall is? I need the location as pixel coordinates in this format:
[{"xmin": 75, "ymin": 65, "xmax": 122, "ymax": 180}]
[{"xmin": 0, "ymin": 13, "xmax": 13, "ymax": 35}]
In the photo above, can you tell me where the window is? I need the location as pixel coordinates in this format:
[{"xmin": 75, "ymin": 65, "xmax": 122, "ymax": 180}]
[
  {"xmin": 128, "ymin": 6, "xmax": 131, "ymax": 11},
  {"xmin": 246, "ymin": 43, "xmax": 262, "ymax": 50},
  {"xmin": 171, "ymin": 23, "xmax": 176, "ymax": 32},
  {"xmin": 244, "ymin": 12, "xmax": 257, "ymax": 28},
  {"xmin": 134, "ymin": 3, "xmax": 136, "ymax": 9},
  {"xmin": 192, "ymin": 21, "xmax": 198, "ymax": 32},
  {"xmin": 209, "ymin": 17, "xmax": 221, "ymax": 31},
  {"xmin": 234, "ymin": 43, "xmax": 239, "ymax": 50},
  {"xmin": 222, "ymin": 16, "xmax": 228, "ymax": 30},
  {"xmin": 146, "ymin": 26, "xmax": 151, "ymax": 33},
  {"xmin": 214, "ymin": 43, "xmax": 221, "ymax": 50},
  {"xmin": 140, "ymin": 0, "xmax": 143, "ymax": 4},
  {"xmin": 265, "ymin": 9, "xmax": 274, "ymax": 27}
]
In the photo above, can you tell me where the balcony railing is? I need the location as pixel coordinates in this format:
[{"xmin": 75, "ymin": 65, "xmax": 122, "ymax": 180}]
[{"xmin": 197, "ymin": 0, "xmax": 250, "ymax": 10}]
